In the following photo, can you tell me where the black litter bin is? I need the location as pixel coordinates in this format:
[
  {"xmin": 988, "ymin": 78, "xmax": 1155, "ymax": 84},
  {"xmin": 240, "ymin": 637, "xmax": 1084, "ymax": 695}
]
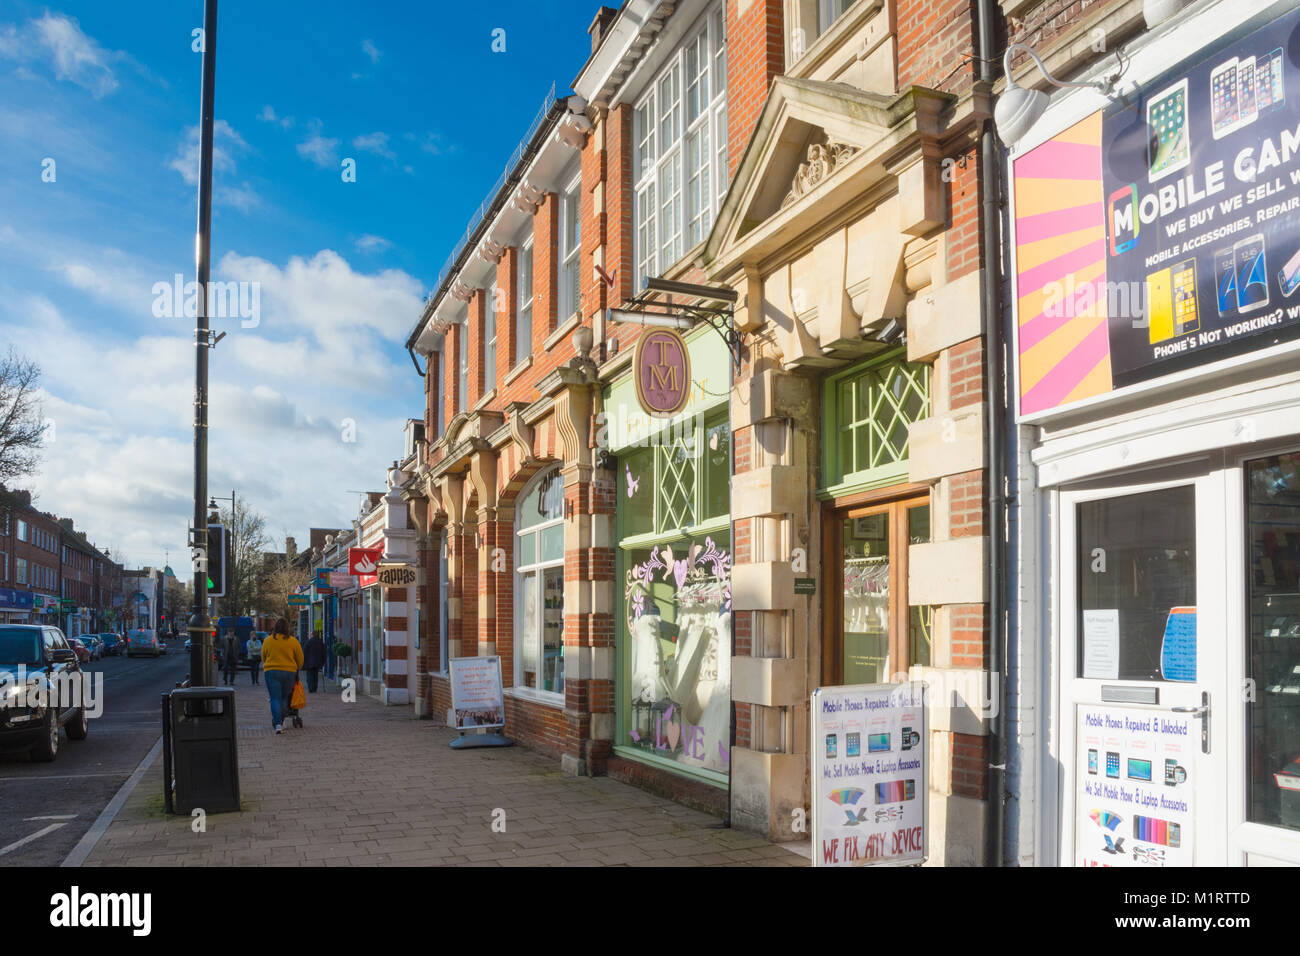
[{"xmin": 169, "ymin": 686, "xmax": 240, "ymax": 813}]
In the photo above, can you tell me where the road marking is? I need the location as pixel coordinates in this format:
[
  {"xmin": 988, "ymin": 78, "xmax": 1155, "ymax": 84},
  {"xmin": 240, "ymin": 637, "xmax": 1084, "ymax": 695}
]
[
  {"xmin": 61, "ymin": 735, "xmax": 161, "ymax": 869},
  {"xmin": 0, "ymin": 770, "xmax": 141, "ymax": 781},
  {"xmin": 25, "ymin": 814, "xmax": 76, "ymax": 820},
  {"xmin": 0, "ymin": 822, "xmax": 67, "ymax": 857}
]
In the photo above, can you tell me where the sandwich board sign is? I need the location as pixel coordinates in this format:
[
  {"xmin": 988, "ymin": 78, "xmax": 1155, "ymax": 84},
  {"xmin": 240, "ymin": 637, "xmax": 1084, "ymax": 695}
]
[{"xmin": 811, "ymin": 681, "xmax": 927, "ymax": 866}]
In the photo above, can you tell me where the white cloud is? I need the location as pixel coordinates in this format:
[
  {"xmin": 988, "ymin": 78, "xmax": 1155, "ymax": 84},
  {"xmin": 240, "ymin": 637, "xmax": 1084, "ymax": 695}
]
[
  {"xmin": 353, "ymin": 131, "xmax": 395, "ymax": 161},
  {"xmin": 167, "ymin": 120, "xmax": 259, "ymax": 211},
  {"xmin": 258, "ymin": 104, "xmax": 294, "ymax": 130},
  {"xmin": 361, "ymin": 39, "xmax": 382, "ymax": 64},
  {"xmin": 405, "ymin": 130, "xmax": 454, "ymax": 156},
  {"xmin": 297, "ymin": 122, "xmax": 340, "ymax": 168},
  {"xmin": 354, "ymin": 234, "xmax": 392, "ymax": 253},
  {"xmin": 0, "ymin": 13, "xmax": 120, "ymax": 97}
]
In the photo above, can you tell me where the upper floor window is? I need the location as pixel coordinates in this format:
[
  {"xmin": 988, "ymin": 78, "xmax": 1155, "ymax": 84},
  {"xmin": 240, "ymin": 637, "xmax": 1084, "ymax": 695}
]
[
  {"xmin": 17, "ymin": 519, "xmax": 27, "ymax": 542},
  {"xmin": 633, "ymin": 4, "xmax": 727, "ymax": 288},
  {"xmin": 0, "ymin": 512, "xmax": 8, "ymax": 535},
  {"xmin": 789, "ymin": 0, "xmax": 857, "ymax": 65},
  {"xmin": 559, "ymin": 177, "xmax": 581, "ymax": 323},
  {"xmin": 458, "ymin": 319, "xmax": 468, "ymax": 413},
  {"xmin": 485, "ymin": 282, "xmax": 498, "ymax": 389},
  {"xmin": 517, "ymin": 239, "xmax": 534, "ymax": 362},
  {"xmin": 819, "ymin": 0, "xmax": 853, "ymax": 33}
]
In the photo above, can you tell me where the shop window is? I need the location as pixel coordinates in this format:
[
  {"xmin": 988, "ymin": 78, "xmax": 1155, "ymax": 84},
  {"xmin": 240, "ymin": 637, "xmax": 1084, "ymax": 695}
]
[
  {"xmin": 1075, "ymin": 486, "xmax": 1196, "ymax": 681},
  {"xmin": 618, "ymin": 410, "xmax": 732, "ymax": 778},
  {"xmin": 822, "ymin": 352, "xmax": 930, "ymax": 493},
  {"xmin": 1246, "ymin": 452, "xmax": 1300, "ymax": 831},
  {"xmin": 515, "ymin": 467, "xmax": 565, "ymax": 695}
]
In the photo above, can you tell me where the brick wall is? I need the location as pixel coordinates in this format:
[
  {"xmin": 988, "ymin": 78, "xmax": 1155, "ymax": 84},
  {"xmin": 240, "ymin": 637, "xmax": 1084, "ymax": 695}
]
[
  {"xmin": 727, "ymin": 0, "xmax": 784, "ymax": 177},
  {"xmin": 897, "ymin": 0, "xmax": 977, "ymax": 93}
]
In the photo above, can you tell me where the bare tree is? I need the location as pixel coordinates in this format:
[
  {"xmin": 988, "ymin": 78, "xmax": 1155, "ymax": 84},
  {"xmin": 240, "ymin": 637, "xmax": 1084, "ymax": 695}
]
[
  {"xmin": 215, "ymin": 499, "xmax": 269, "ymax": 617},
  {"xmin": 255, "ymin": 554, "xmax": 310, "ymax": 624},
  {"xmin": 0, "ymin": 348, "xmax": 46, "ymax": 481}
]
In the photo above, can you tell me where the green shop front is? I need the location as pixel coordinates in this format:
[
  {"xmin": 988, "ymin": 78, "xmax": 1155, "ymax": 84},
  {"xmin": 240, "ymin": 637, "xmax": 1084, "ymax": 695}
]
[{"xmin": 606, "ymin": 326, "xmax": 733, "ymax": 792}]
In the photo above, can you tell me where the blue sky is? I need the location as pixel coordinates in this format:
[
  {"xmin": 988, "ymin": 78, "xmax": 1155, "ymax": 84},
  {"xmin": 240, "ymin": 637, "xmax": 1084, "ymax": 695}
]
[{"xmin": 0, "ymin": 0, "xmax": 596, "ymax": 569}]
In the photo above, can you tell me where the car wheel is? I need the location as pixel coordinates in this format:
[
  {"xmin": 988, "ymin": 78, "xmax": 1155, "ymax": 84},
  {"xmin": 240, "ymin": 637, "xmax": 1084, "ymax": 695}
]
[
  {"xmin": 30, "ymin": 709, "xmax": 59, "ymax": 762},
  {"xmin": 66, "ymin": 706, "xmax": 88, "ymax": 741}
]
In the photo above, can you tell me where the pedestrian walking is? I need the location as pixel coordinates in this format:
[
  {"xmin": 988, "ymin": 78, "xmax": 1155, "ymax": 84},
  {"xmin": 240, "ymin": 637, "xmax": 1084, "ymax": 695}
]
[
  {"xmin": 303, "ymin": 631, "xmax": 326, "ymax": 693},
  {"xmin": 262, "ymin": 618, "xmax": 303, "ymax": 734},
  {"xmin": 221, "ymin": 628, "xmax": 239, "ymax": 686},
  {"xmin": 247, "ymin": 632, "xmax": 262, "ymax": 685}
]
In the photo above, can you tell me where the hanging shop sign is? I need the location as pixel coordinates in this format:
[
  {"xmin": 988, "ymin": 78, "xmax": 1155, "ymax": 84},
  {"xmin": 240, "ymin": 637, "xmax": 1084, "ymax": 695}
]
[
  {"xmin": 328, "ymin": 572, "xmax": 353, "ymax": 589},
  {"xmin": 634, "ymin": 328, "xmax": 692, "ymax": 417},
  {"xmin": 449, "ymin": 655, "xmax": 506, "ymax": 730},
  {"xmin": 1075, "ymin": 703, "xmax": 1194, "ymax": 866},
  {"xmin": 348, "ymin": 547, "xmax": 382, "ymax": 576},
  {"xmin": 811, "ymin": 681, "xmax": 927, "ymax": 866},
  {"xmin": 375, "ymin": 564, "xmax": 417, "ymax": 586},
  {"xmin": 287, "ymin": 594, "xmax": 310, "ymax": 606},
  {"xmin": 1013, "ymin": 5, "xmax": 1300, "ymax": 416}
]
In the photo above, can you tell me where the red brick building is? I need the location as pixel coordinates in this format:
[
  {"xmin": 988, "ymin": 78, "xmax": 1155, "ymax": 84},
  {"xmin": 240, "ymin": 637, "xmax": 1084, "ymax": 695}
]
[{"xmin": 402, "ymin": 0, "xmax": 999, "ymax": 861}]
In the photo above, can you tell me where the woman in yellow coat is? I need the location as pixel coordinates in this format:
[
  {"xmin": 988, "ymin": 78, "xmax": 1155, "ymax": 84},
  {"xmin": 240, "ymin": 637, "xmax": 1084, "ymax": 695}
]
[{"xmin": 262, "ymin": 618, "xmax": 304, "ymax": 734}]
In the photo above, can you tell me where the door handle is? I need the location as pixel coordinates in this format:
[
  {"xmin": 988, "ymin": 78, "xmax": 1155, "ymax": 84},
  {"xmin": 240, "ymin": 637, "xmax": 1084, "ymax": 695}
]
[{"xmin": 1171, "ymin": 692, "xmax": 1210, "ymax": 754}]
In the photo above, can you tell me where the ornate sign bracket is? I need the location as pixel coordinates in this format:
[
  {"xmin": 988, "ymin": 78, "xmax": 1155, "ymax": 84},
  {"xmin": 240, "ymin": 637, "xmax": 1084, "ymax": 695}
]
[{"xmin": 616, "ymin": 277, "xmax": 744, "ymax": 372}]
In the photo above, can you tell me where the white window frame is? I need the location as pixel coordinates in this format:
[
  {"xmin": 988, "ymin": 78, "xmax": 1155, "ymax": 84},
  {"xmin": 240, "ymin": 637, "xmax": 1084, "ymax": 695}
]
[
  {"xmin": 485, "ymin": 282, "xmax": 498, "ymax": 389},
  {"xmin": 632, "ymin": 3, "xmax": 727, "ymax": 289},
  {"xmin": 457, "ymin": 319, "xmax": 468, "ymax": 413},
  {"xmin": 559, "ymin": 175, "xmax": 581, "ymax": 324},
  {"xmin": 17, "ymin": 519, "xmax": 26, "ymax": 542},
  {"xmin": 516, "ymin": 237, "xmax": 534, "ymax": 365},
  {"xmin": 17, "ymin": 557, "xmax": 26, "ymax": 585},
  {"xmin": 513, "ymin": 466, "xmax": 565, "ymax": 701}
]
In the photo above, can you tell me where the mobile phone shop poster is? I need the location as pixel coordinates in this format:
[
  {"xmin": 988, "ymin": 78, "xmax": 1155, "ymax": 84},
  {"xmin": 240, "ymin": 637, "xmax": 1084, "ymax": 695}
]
[
  {"xmin": 1014, "ymin": 7, "xmax": 1300, "ymax": 414},
  {"xmin": 1076, "ymin": 704, "xmax": 1194, "ymax": 867},
  {"xmin": 812, "ymin": 683, "xmax": 925, "ymax": 867}
]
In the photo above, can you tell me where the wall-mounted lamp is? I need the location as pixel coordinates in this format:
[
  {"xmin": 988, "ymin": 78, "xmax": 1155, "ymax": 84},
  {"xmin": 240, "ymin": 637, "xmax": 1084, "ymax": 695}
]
[
  {"xmin": 995, "ymin": 43, "xmax": 1117, "ymax": 146},
  {"xmin": 606, "ymin": 308, "xmax": 694, "ymax": 330},
  {"xmin": 1143, "ymin": 0, "xmax": 1185, "ymax": 29}
]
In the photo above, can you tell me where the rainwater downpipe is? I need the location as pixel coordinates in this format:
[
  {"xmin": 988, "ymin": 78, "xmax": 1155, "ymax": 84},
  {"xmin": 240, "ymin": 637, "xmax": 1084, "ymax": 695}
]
[{"xmin": 976, "ymin": 0, "xmax": 1008, "ymax": 868}]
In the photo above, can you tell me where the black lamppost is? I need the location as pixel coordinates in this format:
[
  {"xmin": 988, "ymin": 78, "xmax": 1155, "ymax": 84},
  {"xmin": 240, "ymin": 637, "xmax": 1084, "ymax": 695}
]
[{"xmin": 188, "ymin": 0, "xmax": 219, "ymax": 688}]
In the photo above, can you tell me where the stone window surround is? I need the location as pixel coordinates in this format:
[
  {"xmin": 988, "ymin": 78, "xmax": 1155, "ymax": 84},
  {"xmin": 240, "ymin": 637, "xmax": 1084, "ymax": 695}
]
[{"xmin": 784, "ymin": 0, "xmax": 884, "ymax": 80}]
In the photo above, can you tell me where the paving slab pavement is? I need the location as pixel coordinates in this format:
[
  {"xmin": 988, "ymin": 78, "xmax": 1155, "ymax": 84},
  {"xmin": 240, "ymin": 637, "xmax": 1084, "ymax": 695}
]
[{"xmin": 80, "ymin": 672, "xmax": 809, "ymax": 867}]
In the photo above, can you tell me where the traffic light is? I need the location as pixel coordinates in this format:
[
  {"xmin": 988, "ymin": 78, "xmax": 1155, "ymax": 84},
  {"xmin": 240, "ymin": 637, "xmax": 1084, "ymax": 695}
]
[{"xmin": 206, "ymin": 524, "xmax": 230, "ymax": 597}]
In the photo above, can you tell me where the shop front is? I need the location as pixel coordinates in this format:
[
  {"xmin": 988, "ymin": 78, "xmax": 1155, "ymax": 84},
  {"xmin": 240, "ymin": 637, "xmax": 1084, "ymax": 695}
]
[
  {"xmin": 1008, "ymin": 0, "xmax": 1300, "ymax": 866},
  {"xmin": 605, "ymin": 325, "xmax": 733, "ymax": 793}
]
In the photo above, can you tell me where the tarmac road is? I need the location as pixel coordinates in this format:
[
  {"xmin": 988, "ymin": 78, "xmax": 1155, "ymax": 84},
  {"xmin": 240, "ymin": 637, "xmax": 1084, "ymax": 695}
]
[{"xmin": 0, "ymin": 646, "xmax": 190, "ymax": 866}]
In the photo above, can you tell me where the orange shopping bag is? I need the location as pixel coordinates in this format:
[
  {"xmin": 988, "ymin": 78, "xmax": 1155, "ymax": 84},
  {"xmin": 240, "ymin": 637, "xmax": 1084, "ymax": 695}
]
[{"xmin": 290, "ymin": 677, "xmax": 306, "ymax": 710}]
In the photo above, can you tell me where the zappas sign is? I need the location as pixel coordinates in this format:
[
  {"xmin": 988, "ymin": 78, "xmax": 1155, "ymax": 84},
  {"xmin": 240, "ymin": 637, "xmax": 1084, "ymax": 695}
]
[
  {"xmin": 1013, "ymin": 7, "xmax": 1300, "ymax": 416},
  {"xmin": 634, "ymin": 328, "xmax": 692, "ymax": 416}
]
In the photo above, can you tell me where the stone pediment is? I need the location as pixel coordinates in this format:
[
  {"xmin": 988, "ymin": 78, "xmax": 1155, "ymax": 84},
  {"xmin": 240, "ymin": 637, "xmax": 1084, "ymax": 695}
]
[
  {"xmin": 702, "ymin": 78, "xmax": 953, "ymax": 274},
  {"xmin": 700, "ymin": 77, "xmax": 954, "ymax": 369}
]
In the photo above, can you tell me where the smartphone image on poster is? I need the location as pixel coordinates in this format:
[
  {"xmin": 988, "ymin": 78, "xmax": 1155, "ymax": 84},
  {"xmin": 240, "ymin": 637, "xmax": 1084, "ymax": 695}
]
[
  {"xmin": 1269, "ymin": 49, "xmax": 1285, "ymax": 110},
  {"xmin": 1088, "ymin": 749, "xmax": 1099, "ymax": 775},
  {"xmin": 1216, "ymin": 247, "xmax": 1239, "ymax": 316},
  {"xmin": 1235, "ymin": 234, "xmax": 1269, "ymax": 312},
  {"xmin": 1238, "ymin": 56, "xmax": 1259, "ymax": 127},
  {"xmin": 1148, "ymin": 79, "xmax": 1191, "ymax": 182},
  {"xmin": 1172, "ymin": 258, "xmax": 1199, "ymax": 336},
  {"xmin": 1280, "ymin": 248, "xmax": 1300, "ymax": 297},
  {"xmin": 1109, "ymin": 183, "xmax": 1140, "ymax": 255},
  {"xmin": 1211, "ymin": 57, "xmax": 1241, "ymax": 138},
  {"xmin": 1147, "ymin": 266, "xmax": 1175, "ymax": 344}
]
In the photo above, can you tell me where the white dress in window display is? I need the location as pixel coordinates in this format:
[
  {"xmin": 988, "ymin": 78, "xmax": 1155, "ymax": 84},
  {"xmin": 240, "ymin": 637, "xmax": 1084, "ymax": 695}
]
[{"xmin": 630, "ymin": 608, "xmax": 665, "ymax": 705}]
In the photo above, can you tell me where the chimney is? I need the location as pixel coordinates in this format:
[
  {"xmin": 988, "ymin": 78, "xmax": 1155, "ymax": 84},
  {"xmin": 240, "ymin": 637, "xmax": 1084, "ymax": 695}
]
[
  {"xmin": 285, "ymin": 536, "xmax": 297, "ymax": 560},
  {"xmin": 589, "ymin": 6, "xmax": 617, "ymax": 54}
]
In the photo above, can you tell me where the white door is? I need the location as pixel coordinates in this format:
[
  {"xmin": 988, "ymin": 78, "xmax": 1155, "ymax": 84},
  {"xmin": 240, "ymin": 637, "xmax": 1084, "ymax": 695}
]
[
  {"xmin": 1058, "ymin": 462, "xmax": 1229, "ymax": 866},
  {"xmin": 1227, "ymin": 446, "xmax": 1300, "ymax": 866}
]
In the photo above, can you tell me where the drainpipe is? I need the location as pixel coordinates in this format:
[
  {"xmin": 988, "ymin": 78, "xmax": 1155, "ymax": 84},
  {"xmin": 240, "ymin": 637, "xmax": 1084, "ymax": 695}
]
[{"xmin": 975, "ymin": 0, "xmax": 1007, "ymax": 868}]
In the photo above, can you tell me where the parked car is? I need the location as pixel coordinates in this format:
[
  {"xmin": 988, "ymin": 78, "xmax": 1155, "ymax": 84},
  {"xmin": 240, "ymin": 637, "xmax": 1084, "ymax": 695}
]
[
  {"xmin": 74, "ymin": 637, "xmax": 97, "ymax": 661},
  {"xmin": 70, "ymin": 639, "xmax": 90, "ymax": 664},
  {"xmin": 0, "ymin": 624, "xmax": 89, "ymax": 761},
  {"xmin": 125, "ymin": 629, "xmax": 161, "ymax": 658},
  {"xmin": 99, "ymin": 633, "xmax": 121, "ymax": 657}
]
